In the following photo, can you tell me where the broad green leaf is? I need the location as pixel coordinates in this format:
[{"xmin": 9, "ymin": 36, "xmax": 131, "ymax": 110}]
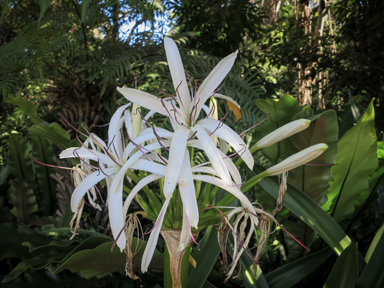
[
  {"xmin": 253, "ymin": 95, "xmax": 303, "ymax": 164},
  {"xmin": 353, "ymin": 159, "xmax": 384, "ymax": 220},
  {"xmin": 188, "ymin": 225, "xmax": 221, "ymax": 288},
  {"xmin": 30, "ymin": 134, "xmax": 58, "ymax": 216},
  {"xmin": 289, "ymin": 110, "xmax": 338, "ymax": 205},
  {"xmin": 257, "ymin": 174, "xmax": 351, "ymax": 255},
  {"xmin": 80, "ymin": 0, "xmax": 90, "ymax": 23},
  {"xmin": 5, "ymin": 95, "xmax": 71, "ymax": 148},
  {"xmin": 265, "ymin": 247, "xmax": 333, "ymax": 288},
  {"xmin": 378, "ymin": 141, "xmax": 384, "ymax": 159},
  {"xmin": 356, "ymin": 224, "xmax": 384, "ymax": 288},
  {"xmin": 0, "ymin": 223, "xmax": 51, "ymax": 260},
  {"xmin": 324, "ymin": 243, "xmax": 359, "ymax": 288},
  {"xmin": 9, "ymin": 180, "xmax": 38, "ymax": 224},
  {"xmin": 3, "ymin": 236, "xmax": 111, "ymax": 282},
  {"xmin": 324, "ymin": 99, "xmax": 378, "ymax": 222},
  {"xmin": 53, "ymin": 239, "xmax": 163, "ymax": 279}
]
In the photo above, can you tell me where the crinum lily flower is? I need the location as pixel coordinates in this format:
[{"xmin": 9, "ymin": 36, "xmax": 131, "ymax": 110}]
[
  {"xmin": 117, "ymin": 37, "xmax": 254, "ymax": 230},
  {"xmin": 60, "ymin": 104, "xmax": 171, "ymax": 249},
  {"xmin": 118, "ymin": 146, "xmax": 259, "ymax": 273}
]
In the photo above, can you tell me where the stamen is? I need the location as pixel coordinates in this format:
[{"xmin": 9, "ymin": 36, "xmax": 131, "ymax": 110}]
[
  {"xmin": 60, "ymin": 115, "xmax": 88, "ymax": 138},
  {"xmin": 185, "ymin": 216, "xmax": 199, "ymax": 245},
  {"xmin": 28, "ymin": 156, "xmax": 73, "ymax": 170},
  {"xmin": 161, "ymin": 98, "xmax": 176, "ymax": 123},
  {"xmin": 222, "ymin": 147, "xmax": 245, "ymax": 159},
  {"xmin": 157, "ymin": 153, "xmax": 168, "ymax": 164},
  {"xmin": 209, "ymin": 114, "xmax": 227, "ymax": 136},
  {"xmin": 95, "ymin": 184, "xmax": 106, "ymax": 206},
  {"xmin": 114, "ymin": 98, "xmax": 122, "ymax": 107},
  {"xmin": 212, "ymin": 83, "xmax": 225, "ymax": 96},
  {"xmin": 187, "ymin": 131, "xmax": 197, "ymax": 141},
  {"xmin": 126, "ymin": 134, "xmax": 153, "ymax": 162},
  {"xmin": 240, "ymin": 114, "xmax": 270, "ymax": 137},
  {"xmin": 203, "ymin": 100, "xmax": 216, "ymax": 120}
]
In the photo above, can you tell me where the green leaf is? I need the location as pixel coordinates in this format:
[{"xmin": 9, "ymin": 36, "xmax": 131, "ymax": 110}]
[
  {"xmin": 188, "ymin": 225, "xmax": 221, "ymax": 288},
  {"xmin": 5, "ymin": 95, "xmax": 71, "ymax": 148},
  {"xmin": 289, "ymin": 110, "xmax": 338, "ymax": 206},
  {"xmin": 9, "ymin": 180, "xmax": 38, "ymax": 224},
  {"xmin": 7, "ymin": 133, "xmax": 35, "ymax": 184},
  {"xmin": 258, "ymin": 175, "xmax": 351, "ymax": 255},
  {"xmin": 253, "ymin": 95, "xmax": 303, "ymax": 164},
  {"xmin": 53, "ymin": 239, "xmax": 163, "ymax": 279},
  {"xmin": 3, "ymin": 236, "xmax": 110, "ymax": 283},
  {"xmin": 239, "ymin": 249, "xmax": 270, "ymax": 288},
  {"xmin": 30, "ymin": 134, "xmax": 58, "ymax": 216},
  {"xmin": 324, "ymin": 99, "xmax": 378, "ymax": 222},
  {"xmin": 356, "ymin": 224, "xmax": 384, "ymax": 288},
  {"xmin": 265, "ymin": 247, "xmax": 333, "ymax": 288},
  {"xmin": 0, "ymin": 223, "xmax": 51, "ymax": 260},
  {"xmin": 324, "ymin": 243, "xmax": 359, "ymax": 288}
]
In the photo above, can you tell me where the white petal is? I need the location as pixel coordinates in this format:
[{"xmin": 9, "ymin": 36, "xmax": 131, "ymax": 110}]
[
  {"xmin": 117, "ymin": 87, "xmax": 171, "ymax": 117},
  {"xmin": 178, "ymin": 209, "xmax": 191, "ymax": 252},
  {"xmin": 192, "ymin": 175, "xmax": 258, "ymax": 224},
  {"xmin": 164, "ymin": 37, "xmax": 192, "ymax": 111},
  {"xmin": 108, "ymin": 177, "xmax": 126, "ymax": 250},
  {"xmin": 123, "ymin": 174, "xmax": 163, "ymax": 218},
  {"xmin": 191, "ymin": 125, "xmax": 232, "ymax": 184},
  {"xmin": 110, "ymin": 142, "xmax": 162, "ymax": 194},
  {"xmin": 108, "ymin": 104, "xmax": 129, "ymax": 158},
  {"xmin": 199, "ymin": 118, "xmax": 254, "ymax": 170},
  {"xmin": 195, "ymin": 51, "xmax": 237, "ymax": 115},
  {"xmin": 141, "ymin": 198, "xmax": 171, "ymax": 273},
  {"xmin": 178, "ymin": 149, "xmax": 199, "ymax": 228},
  {"xmin": 70, "ymin": 169, "xmax": 113, "ymax": 212},
  {"xmin": 256, "ymin": 119, "xmax": 311, "ymax": 149},
  {"xmin": 265, "ymin": 143, "xmax": 328, "ymax": 176},
  {"xmin": 60, "ymin": 148, "xmax": 116, "ymax": 167},
  {"xmin": 164, "ymin": 127, "xmax": 190, "ymax": 198},
  {"xmin": 213, "ymin": 93, "xmax": 240, "ymax": 109}
]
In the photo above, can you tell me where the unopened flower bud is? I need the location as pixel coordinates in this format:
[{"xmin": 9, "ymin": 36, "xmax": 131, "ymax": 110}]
[
  {"xmin": 256, "ymin": 119, "xmax": 311, "ymax": 149},
  {"xmin": 263, "ymin": 143, "xmax": 328, "ymax": 176}
]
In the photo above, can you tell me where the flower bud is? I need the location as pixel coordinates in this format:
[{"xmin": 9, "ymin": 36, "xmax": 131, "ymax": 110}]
[
  {"xmin": 264, "ymin": 143, "xmax": 328, "ymax": 176},
  {"xmin": 256, "ymin": 119, "xmax": 311, "ymax": 149}
]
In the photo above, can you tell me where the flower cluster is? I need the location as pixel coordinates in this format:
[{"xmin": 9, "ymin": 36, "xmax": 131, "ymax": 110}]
[{"xmin": 61, "ymin": 37, "xmax": 328, "ymax": 279}]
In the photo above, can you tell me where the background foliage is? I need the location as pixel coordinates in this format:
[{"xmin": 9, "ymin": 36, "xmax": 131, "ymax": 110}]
[{"xmin": 0, "ymin": 0, "xmax": 383, "ymax": 287}]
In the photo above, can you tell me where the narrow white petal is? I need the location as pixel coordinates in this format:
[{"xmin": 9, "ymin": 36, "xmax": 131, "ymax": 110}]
[
  {"xmin": 141, "ymin": 198, "xmax": 171, "ymax": 273},
  {"xmin": 110, "ymin": 142, "xmax": 162, "ymax": 194},
  {"xmin": 70, "ymin": 169, "xmax": 112, "ymax": 212},
  {"xmin": 265, "ymin": 143, "xmax": 328, "ymax": 176},
  {"xmin": 117, "ymin": 87, "xmax": 170, "ymax": 116},
  {"xmin": 108, "ymin": 104, "xmax": 129, "ymax": 157},
  {"xmin": 178, "ymin": 209, "xmax": 191, "ymax": 252},
  {"xmin": 195, "ymin": 51, "xmax": 237, "ymax": 115},
  {"xmin": 122, "ymin": 174, "xmax": 163, "ymax": 218},
  {"xmin": 199, "ymin": 118, "xmax": 254, "ymax": 170},
  {"xmin": 192, "ymin": 175, "xmax": 258, "ymax": 224},
  {"xmin": 256, "ymin": 119, "xmax": 311, "ymax": 149},
  {"xmin": 60, "ymin": 148, "xmax": 116, "ymax": 167},
  {"xmin": 164, "ymin": 37, "xmax": 192, "ymax": 110},
  {"xmin": 178, "ymin": 150, "xmax": 199, "ymax": 228},
  {"xmin": 191, "ymin": 125, "xmax": 232, "ymax": 184},
  {"xmin": 164, "ymin": 127, "xmax": 190, "ymax": 198},
  {"xmin": 108, "ymin": 178, "xmax": 126, "ymax": 250},
  {"xmin": 213, "ymin": 93, "xmax": 240, "ymax": 109}
]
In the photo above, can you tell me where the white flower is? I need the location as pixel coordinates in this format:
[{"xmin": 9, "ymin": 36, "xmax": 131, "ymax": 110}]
[
  {"xmin": 255, "ymin": 119, "xmax": 311, "ymax": 149},
  {"xmin": 262, "ymin": 143, "xmax": 328, "ymax": 176},
  {"xmin": 60, "ymin": 104, "xmax": 167, "ymax": 250},
  {"xmin": 117, "ymin": 37, "xmax": 254, "ymax": 228}
]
